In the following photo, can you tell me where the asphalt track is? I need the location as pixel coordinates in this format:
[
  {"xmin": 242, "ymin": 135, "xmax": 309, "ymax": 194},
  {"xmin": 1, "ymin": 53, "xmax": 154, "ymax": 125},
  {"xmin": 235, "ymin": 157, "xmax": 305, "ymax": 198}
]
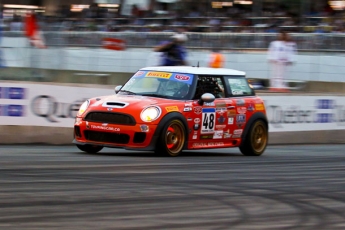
[{"xmin": 0, "ymin": 145, "xmax": 345, "ymax": 230}]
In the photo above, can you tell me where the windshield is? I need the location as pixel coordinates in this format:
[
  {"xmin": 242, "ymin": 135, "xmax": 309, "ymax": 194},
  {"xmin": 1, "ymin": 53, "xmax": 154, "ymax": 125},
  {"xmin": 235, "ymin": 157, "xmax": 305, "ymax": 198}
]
[{"xmin": 118, "ymin": 70, "xmax": 194, "ymax": 100}]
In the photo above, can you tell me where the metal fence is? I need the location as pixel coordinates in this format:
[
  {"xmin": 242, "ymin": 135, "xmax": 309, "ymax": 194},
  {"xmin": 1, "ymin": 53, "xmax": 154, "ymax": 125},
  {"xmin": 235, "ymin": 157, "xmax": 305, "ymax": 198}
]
[{"xmin": 4, "ymin": 31, "xmax": 345, "ymax": 52}]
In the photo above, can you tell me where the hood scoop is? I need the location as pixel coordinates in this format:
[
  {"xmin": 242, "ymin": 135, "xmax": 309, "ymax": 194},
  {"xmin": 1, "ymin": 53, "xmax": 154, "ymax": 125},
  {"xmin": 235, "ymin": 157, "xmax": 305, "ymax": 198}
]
[{"xmin": 102, "ymin": 101, "xmax": 129, "ymax": 108}]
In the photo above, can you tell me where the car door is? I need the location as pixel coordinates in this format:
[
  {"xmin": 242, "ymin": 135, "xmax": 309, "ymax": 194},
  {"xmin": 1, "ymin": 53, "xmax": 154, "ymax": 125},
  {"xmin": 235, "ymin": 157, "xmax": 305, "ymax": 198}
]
[{"xmin": 188, "ymin": 76, "xmax": 238, "ymax": 148}]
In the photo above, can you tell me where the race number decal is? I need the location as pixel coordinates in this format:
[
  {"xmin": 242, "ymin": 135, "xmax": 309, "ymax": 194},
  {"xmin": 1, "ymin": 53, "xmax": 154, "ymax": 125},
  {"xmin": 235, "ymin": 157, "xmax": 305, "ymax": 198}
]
[{"xmin": 201, "ymin": 108, "xmax": 215, "ymax": 133}]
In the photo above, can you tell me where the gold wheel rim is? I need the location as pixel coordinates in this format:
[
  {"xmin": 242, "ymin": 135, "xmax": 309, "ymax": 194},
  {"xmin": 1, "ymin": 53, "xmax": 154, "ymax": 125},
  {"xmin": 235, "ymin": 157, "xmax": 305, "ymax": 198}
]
[
  {"xmin": 251, "ymin": 122, "xmax": 267, "ymax": 153},
  {"xmin": 165, "ymin": 121, "xmax": 185, "ymax": 156}
]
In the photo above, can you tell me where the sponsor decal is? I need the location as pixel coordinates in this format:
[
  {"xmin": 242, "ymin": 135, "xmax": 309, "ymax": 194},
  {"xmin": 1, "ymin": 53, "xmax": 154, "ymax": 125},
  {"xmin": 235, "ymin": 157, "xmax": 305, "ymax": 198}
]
[
  {"xmin": 216, "ymin": 107, "xmax": 227, "ymax": 114},
  {"xmin": 194, "ymin": 118, "xmax": 200, "ymax": 123},
  {"xmin": 192, "ymin": 142, "xmax": 224, "ymax": 148},
  {"xmin": 185, "ymin": 103, "xmax": 193, "ymax": 106},
  {"xmin": 193, "ymin": 124, "xmax": 200, "ymax": 130},
  {"xmin": 236, "ymin": 114, "xmax": 246, "ymax": 124},
  {"xmin": 175, "ymin": 74, "xmax": 190, "ymax": 81},
  {"xmin": 204, "ymin": 102, "xmax": 215, "ymax": 106},
  {"xmin": 213, "ymin": 130, "xmax": 223, "ymax": 139},
  {"xmin": 192, "ymin": 134, "xmax": 197, "ymax": 140},
  {"xmin": 194, "ymin": 106, "xmax": 202, "ymax": 115},
  {"xmin": 31, "ymin": 95, "xmax": 86, "ymax": 122},
  {"xmin": 227, "ymin": 109, "xmax": 236, "ymax": 117},
  {"xmin": 225, "ymin": 100, "xmax": 233, "ymax": 104},
  {"xmin": 255, "ymin": 103, "xmax": 265, "ymax": 111},
  {"xmin": 232, "ymin": 90, "xmax": 243, "ymax": 95},
  {"xmin": 216, "ymin": 102, "xmax": 226, "ymax": 108},
  {"xmin": 237, "ymin": 107, "xmax": 247, "ymax": 114},
  {"xmin": 201, "ymin": 108, "xmax": 216, "ymax": 133},
  {"xmin": 267, "ymin": 99, "xmax": 345, "ymax": 127},
  {"xmin": 232, "ymin": 135, "xmax": 241, "ymax": 138},
  {"xmin": 134, "ymin": 71, "xmax": 145, "ymax": 77},
  {"xmin": 248, "ymin": 104, "xmax": 255, "ymax": 112},
  {"xmin": 200, "ymin": 134, "xmax": 213, "ymax": 139},
  {"xmin": 228, "ymin": 117, "xmax": 234, "ymax": 124},
  {"xmin": 215, "ymin": 125, "xmax": 226, "ymax": 129},
  {"xmin": 217, "ymin": 115, "xmax": 226, "ymax": 124},
  {"xmin": 233, "ymin": 129, "xmax": 243, "ymax": 135},
  {"xmin": 107, "ymin": 107, "xmax": 112, "ymax": 111},
  {"xmin": 102, "ymin": 38, "xmax": 126, "ymax": 50},
  {"xmin": 184, "ymin": 107, "xmax": 192, "ymax": 112},
  {"xmin": 0, "ymin": 104, "xmax": 25, "ymax": 116},
  {"xmin": 236, "ymin": 99, "xmax": 245, "ymax": 106},
  {"xmin": 166, "ymin": 106, "xmax": 179, "ymax": 112},
  {"xmin": 187, "ymin": 118, "xmax": 193, "ymax": 121},
  {"xmin": 0, "ymin": 87, "xmax": 26, "ymax": 99},
  {"xmin": 223, "ymin": 131, "xmax": 231, "ymax": 139},
  {"xmin": 8, "ymin": 87, "xmax": 26, "ymax": 99},
  {"xmin": 90, "ymin": 124, "xmax": 120, "ymax": 132},
  {"xmin": 146, "ymin": 72, "xmax": 172, "ymax": 79},
  {"xmin": 317, "ymin": 99, "xmax": 335, "ymax": 109}
]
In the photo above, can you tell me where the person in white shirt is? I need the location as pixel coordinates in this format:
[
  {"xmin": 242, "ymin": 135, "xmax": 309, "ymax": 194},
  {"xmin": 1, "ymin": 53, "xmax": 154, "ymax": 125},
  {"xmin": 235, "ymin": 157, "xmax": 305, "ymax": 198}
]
[{"xmin": 267, "ymin": 31, "xmax": 297, "ymax": 91}]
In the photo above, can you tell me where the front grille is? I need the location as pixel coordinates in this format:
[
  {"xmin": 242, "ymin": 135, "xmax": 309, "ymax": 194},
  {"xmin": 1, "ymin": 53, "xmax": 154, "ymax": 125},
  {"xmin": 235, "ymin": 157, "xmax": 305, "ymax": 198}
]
[
  {"xmin": 84, "ymin": 130, "xmax": 130, "ymax": 144},
  {"xmin": 85, "ymin": 112, "xmax": 135, "ymax": 125}
]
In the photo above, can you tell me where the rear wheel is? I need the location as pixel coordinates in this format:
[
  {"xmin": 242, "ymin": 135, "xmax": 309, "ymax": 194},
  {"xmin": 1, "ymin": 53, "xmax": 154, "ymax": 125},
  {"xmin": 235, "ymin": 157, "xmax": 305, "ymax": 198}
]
[
  {"xmin": 155, "ymin": 119, "xmax": 186, "ymax": 157},
  {"xmin": 76, "ymin": 144, "xmax": 103, "ymax": 153},
  {"xmin": 239, "ymin": 120, "xmax": 268, "ymax": 156}
]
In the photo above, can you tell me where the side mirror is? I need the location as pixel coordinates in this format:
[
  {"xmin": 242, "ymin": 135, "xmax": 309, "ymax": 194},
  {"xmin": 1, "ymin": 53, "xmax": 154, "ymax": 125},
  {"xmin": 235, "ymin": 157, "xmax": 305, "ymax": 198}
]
[
  {"xmin": 115, "ymin": 85, "xmax": 122, "ymax": 94},
  {"xmin": 198, "ymin": 93, "xmax": 215, "ymax": 105}
]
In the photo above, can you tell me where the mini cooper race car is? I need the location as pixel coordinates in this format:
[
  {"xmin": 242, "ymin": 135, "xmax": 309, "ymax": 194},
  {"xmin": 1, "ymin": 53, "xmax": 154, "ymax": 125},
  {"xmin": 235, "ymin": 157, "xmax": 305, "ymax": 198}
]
[{"xmin": 73, "ymin": 66, "xmax": 268, "ymax": 157}]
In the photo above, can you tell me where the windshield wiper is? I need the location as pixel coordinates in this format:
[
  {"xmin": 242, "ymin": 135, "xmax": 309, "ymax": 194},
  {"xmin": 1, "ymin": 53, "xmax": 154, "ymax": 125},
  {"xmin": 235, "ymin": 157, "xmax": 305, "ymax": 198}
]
[
  {"xmin": 119, "ymin": 90, "xmax": 137, "ymax": 95},
  {"xmin": 142, "ymin": 93, "xmax": 169, "ymax": 98}
]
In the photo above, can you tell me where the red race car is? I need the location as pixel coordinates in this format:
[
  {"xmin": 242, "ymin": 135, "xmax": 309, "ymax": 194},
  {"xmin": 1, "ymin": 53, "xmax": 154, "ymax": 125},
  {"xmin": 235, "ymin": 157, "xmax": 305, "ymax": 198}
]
[{"xmin": 73, "ymin": 66, "xmax": 268, "ymax": 156}]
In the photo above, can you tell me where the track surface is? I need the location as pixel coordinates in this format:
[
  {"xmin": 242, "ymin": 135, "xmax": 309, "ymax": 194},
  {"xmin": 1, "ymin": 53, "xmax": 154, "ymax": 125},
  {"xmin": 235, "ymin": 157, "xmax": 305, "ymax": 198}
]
[{"xmin": 0, "ymin": 145, "xmax": 345, "ymax": 230}]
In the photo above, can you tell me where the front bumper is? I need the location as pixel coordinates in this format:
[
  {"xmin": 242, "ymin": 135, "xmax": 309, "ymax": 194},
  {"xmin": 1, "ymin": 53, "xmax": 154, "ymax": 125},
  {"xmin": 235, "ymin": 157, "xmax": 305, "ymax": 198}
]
[{"xmin": 73, "ymin": 120, "xmax": 158, "ymax": 151}]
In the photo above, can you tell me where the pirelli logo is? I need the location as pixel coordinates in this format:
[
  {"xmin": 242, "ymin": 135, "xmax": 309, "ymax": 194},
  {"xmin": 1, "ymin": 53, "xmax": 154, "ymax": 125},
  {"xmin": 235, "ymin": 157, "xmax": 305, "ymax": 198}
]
[{"xmin": 146, "ymin": 72, "xmax": 172, "ymax": 79}]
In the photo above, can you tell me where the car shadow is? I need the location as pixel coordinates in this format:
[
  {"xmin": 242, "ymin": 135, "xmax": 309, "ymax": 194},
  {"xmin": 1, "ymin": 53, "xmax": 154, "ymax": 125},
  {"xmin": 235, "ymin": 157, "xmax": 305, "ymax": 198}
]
[{"xmin": 74, "ymin": 150, "xmax": 242, "ymax": 157}]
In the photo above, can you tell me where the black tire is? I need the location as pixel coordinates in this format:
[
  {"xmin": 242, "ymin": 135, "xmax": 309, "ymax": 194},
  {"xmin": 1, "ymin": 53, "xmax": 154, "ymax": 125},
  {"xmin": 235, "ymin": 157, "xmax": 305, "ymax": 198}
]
[
  {"xmin": 155, "ymin": 119, "xmax": 186, "ymax": 157},
  {"xmin": 239, "ymin": 120, "xmax": 268, "ymax": 156},
  {"xmin": 76, "ymin": 144, "xmax": 103, "ymax": 153}
]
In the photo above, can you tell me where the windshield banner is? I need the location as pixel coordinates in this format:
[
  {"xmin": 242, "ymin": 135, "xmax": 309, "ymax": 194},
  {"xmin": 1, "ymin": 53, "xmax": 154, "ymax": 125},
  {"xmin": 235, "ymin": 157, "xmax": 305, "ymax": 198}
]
[{"xmin": 133, "ymin": 71, "xmax": 194, "ymax": 85}]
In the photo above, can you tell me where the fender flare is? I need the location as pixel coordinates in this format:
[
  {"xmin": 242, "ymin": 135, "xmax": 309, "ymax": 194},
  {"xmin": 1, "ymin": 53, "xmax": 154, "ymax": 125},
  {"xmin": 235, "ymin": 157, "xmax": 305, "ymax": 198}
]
[
  {"xmin": 153, "ymin": 112, "xmax": 189, "ymax": 149},
  {"xmin": 241, "ymin": 112, "xmax": 268, "ymax": 146}
]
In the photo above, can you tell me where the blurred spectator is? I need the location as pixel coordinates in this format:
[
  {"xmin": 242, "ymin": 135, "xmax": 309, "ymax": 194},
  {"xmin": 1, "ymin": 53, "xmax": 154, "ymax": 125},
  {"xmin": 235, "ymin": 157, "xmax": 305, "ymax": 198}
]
[
  {"xmin": 208, "ymin": 48, "xmax": 225, "ymax": 68},
  {"xmin": 131, "ymin": 4, "xmax": 140, "ymax": 18},
  {"xmin": 267, "ymin": 30, "xmax": 297, "ymax": 92},
  {"xmin": 153, "ymin": 33, "xmax": 188, "ymax": 66}
]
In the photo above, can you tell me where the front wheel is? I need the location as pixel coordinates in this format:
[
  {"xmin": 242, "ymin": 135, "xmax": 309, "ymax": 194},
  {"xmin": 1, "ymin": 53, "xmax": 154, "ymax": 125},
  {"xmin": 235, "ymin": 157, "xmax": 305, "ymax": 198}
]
[
  {"xmin": 239, "ymin": 120, "xmax": 268, "ymax": 156},
  {"xmin": 76, "ymin": 144, "xmax": 103, "ymax": 153},
  {"xmin": 155, "ymin": 119, "xmax": 186, "ymax": 157}
]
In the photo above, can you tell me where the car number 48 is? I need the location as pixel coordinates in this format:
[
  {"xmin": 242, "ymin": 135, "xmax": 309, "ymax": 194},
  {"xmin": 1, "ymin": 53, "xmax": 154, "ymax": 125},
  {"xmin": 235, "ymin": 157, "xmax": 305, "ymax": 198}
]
[{"xmin": 201, "ymin": 108, "xmax": 215, "ymax": 133}]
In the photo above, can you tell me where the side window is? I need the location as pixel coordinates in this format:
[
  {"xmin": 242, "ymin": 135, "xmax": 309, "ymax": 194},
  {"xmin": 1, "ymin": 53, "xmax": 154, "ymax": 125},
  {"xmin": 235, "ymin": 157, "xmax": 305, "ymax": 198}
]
[
  {"xmin": 193, "ymin": 76, "xmax": 225, "ymax": 99},
  {"xmin": 226, "ymin": 77, "xmax": 254, "ymax": 96}
]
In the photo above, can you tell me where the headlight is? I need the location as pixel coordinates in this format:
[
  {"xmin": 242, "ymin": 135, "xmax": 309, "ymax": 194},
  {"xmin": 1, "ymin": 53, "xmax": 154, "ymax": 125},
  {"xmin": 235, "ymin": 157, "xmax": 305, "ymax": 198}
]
[
  {"xmin": 78, "ymin": 100, "xmax": 90, "ymax": 116},
  {"xmin": 140, "ymin": 106, "xmax": 161, "ymax": 122}
]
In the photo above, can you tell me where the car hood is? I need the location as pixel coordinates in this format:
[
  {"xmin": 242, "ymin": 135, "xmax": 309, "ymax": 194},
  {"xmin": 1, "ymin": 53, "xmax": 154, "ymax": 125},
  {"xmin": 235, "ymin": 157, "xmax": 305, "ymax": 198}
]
[{"xmin": 88, "ymin": 94, "xmax": 172, "ymax": 111}]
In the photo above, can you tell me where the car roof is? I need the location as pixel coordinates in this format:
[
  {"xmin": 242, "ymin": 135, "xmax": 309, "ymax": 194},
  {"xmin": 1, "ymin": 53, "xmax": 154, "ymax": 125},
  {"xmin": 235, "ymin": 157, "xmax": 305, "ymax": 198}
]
[{"xmin": 140, "ymin": 66, "xmax": 246, "ymax": 76}]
